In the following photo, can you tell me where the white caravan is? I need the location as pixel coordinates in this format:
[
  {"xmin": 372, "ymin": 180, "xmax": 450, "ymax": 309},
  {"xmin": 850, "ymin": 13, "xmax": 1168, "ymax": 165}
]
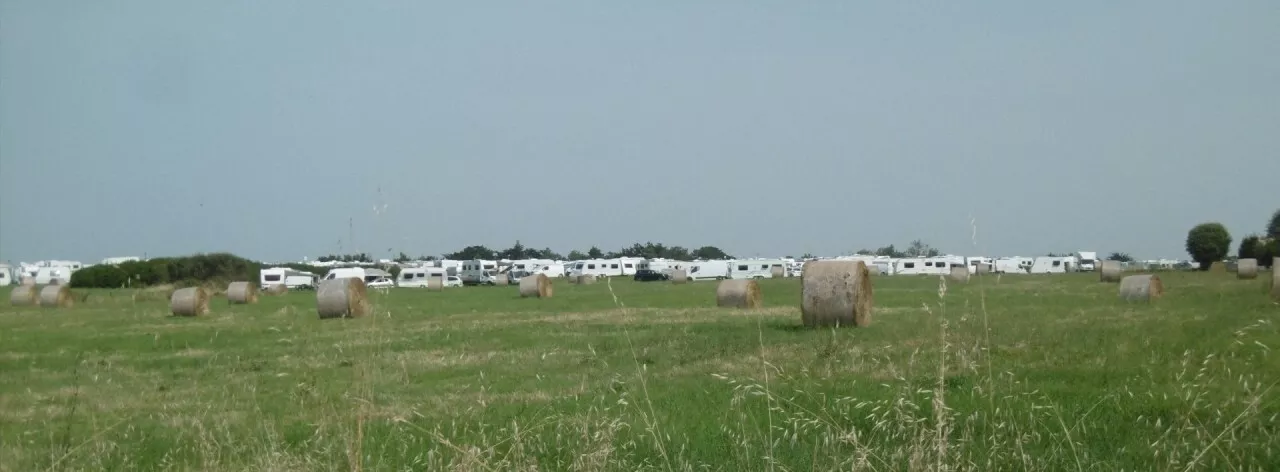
[
  {"xmin": 895, "ymin": 256, "xmax": 963, "ymax": 276},
  {"xmin": 260, "ymin": 267, "xmax": 319, "ymax": 289},
  {"xmin": 568, "ymin": 259, "xmax": 621, "ymax": 277},
  {"xmin": 730, "ymin": 259, "xmax": 790, "ymax": 279},
  {"xmin": 398, "ymin": 267, "xmax": 450, "ymax": 288},
  {"xmin": 965, "ymin": 256, "xmax": 994, "ymax": 274},
  {"xmin": 322, "ymin": 267, "xmax": 392, "ymax": 284},
  {"xmin": 1029, "ymin": 256, "xmax": 1074, "ymax": 274},
  {"xmin": 509, "ymin": 259, "xmax": 565, "ymax": 278},
  {"xmin": 687, "ymin": 260, "xmax": 731, "ymax": 281},
  {"xmin": 637, "ymin": 258, "xmax": 689, "ymax": 276},
  {"xmin": 1075, "ymin": 252, "xmax": 1098, "ymax": 271},
  {"xmin": 992, "ymin": 257, "xmax": 1031, "ymax": 274},
  {"xmin": 460, "ymin": 260, "xmax": 499, "ymax": 285},
  {"xmin": 34, "ymin": 266, "xmax": 74, "ymax": 285},
  {"xmin": 0, "ymin": 264, "xmax": 11, "ymax": 286}
]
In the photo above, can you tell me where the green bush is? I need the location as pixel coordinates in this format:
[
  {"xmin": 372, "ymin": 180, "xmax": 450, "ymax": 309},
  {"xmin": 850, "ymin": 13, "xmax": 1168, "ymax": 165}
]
[
  {"xmin": 70, "ymin": 264, "xmax": 130, "ymax": 288},
  {"xmin": 71, "ymin": 253, "xmax": 264, "ymax": 289},
  {"xmin": 1185, "ymin": 222, "xmax": 1232, "ymax": 270}
]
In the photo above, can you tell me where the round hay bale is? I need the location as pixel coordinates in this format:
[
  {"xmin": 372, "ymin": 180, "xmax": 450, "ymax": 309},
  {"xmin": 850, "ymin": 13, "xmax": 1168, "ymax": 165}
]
[
  {"xmin": 518, "ymin": 273, "xmax": 553, "ymax": 298},
  {"xmin": 715, "ymin": 279, "xmax": 762, "ymax": 309},
  {"xmin": 1209, "ymin": 261, "xmax": 1226, "ymax": 273},
  {"xmin": 1236, "ymin": 258, "xmax": 1258, "ymax": 280},
  {"xmin": 492, "ymin": 273, "xmax": 509, "ymax": 286},
  {"xmin": 575, "ymin": 274, "xmax": 597, "ymax": 285},
  {"xmin": 39, "ymin": 285, "xmax": 73, "ymax": 308},
  {"xmin": 170, "ymin": 287, "xmax": 210, "ymax": 316},
  {"xmin": 670, "ymin": 269, "xmax": 688, "ymax": 284},
  {"xmin": 264, "ymin": 284, "xmax": 288, "ymax": 296},
  {"xmin": 9, "ymin": 284, "xmax": 39, "ymax": 306},
  {"xmin": 1099, "ymin": 260, "xmax": 1123, "ymax": 283},
  {"xmin": 426, "ymin": 274, "xmax": 444, "ymax": 291},
  {"xmin": 948, "ymin": 266, "xmax": 970, "ymax": 283},
  {"xmin": 1119, "ymin": 274, "xmax": 1164, "ymax": 302},
  {"xmin": 801, "ymin": 260, "xmax": 874, "ymax": 328},
  {"xmin": 316, "ymin": 278, "xmax": 370, "ymax": 319},
  {"xmin": 770, "ymin": 266, "xmax": 785, "ymax": 278},
  {"xmin": 226, "ymin": 281, "xmax": 259, "ymax": 304}
]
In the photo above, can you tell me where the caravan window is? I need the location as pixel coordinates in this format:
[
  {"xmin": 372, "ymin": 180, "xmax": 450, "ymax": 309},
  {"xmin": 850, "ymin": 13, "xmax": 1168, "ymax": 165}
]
[
  {"xmin": 611, "ymin": 264, "xmax": 619, "ymax": 269},
  {"xmin": 402, "ymin": 273, "xmax": 414, "ymax": 280},
  {"xmin": 924, "ymin": 262, "xmax": 933, "ymax": 267},
  {"xmin": 588, "ymin": 264, "xmax": 596, "ymax": 269},
  {"xmin": 903, "ymin": 262, "xmax": 916, "ymax": 269},
  {"xmin": 624, "ymin": 263, "xmax": 633, "ymax": 269},
  {"xmin": 760, "ymin": 265, "xmax": 768, "ymax": 270},
  {"xmin": 1053, "ymin": 261, "xmax": 1061, "ymax": 267},
  {"xmin": 264, "ymin": 274, "xmax": 282, "ymax": 282},
  {"xmin": 484, "ymin": 264, "xmax": 495, "ymax": 270},
  {"xmin": 738, "ymin": 265, "xmax": 749, "ymax": 271}
]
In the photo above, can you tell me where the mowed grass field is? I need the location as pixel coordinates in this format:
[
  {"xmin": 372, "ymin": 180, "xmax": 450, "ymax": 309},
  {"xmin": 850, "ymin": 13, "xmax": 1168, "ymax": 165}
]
[{"xmin": 2, "ymin": 272, "xmax": 1278, "ymax": 471}]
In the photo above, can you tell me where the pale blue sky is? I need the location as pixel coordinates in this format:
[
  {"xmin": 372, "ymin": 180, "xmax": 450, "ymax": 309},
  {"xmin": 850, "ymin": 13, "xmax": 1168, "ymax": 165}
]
[{"xmin": 2, "ymin": 1, "xmax": 1278, "ymax": 263}]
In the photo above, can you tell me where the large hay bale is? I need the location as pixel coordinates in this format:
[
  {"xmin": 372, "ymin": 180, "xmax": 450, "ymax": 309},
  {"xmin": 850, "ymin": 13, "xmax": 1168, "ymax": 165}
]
[
  {"xmin": 1119, "ymin": 274, "xmax": 1164, "ymax": 302},
  {"xmin": 1099, "ymin": 260, "xmax": 1123, "ymax": 283},
  {"xmin": 264, "ymin": 284, "xmax": 288, "ymax": 296},
  {"xmin": 715, "ymin": 279, "xmax": 762, "ymax": 309},
  {"xmin": 426, "ymin": 274, "xmax": 444, "ymax": 291},
  {"xmin": 9, "ymin": 285, "xmax": 39, "ymax": 306},
  {"xmin": 770, "ymin": 266, "xmax": 785, "ymax": 278},
  {"xmin": 1236, "ymin": 258, "xmax": 1258, "ymax": 280},
  {"xmin": 226, "ymin": 281, "xmax": 259, "ymax": 304},
  {"xmin": 948, "ymin": 266, "xmax": 970, "ymax": 283},
  {"xmin": 492, "ymin": 273, "xmax": 509, "ymax": 286},
  {"xmin": 170, "ymin": 287, "xmax": 210, "ymax": 316},
  {"xmin": 801, "ymin": 260, "xmax": 874, "ymax": 328},
  {"xmin": 1209, "ymin": 261, "xmax": 1226, "ymax": 273},
  {"xmin": 670, "ymin": 269, "xmax": 688, "ymax": 284},
  {"xmin": 575, "ymin": 274, "xmax": 597, "ymax": 285},
  {"xmin": 316, "ymin": 278, "xmax": 370, "ymax": 319},
  {"xmin": 39, "ymin": 285, "xmax": 73, "ymax": 308},
  {"xmin": 518, "ymin": 273, "xmax": 553, "ymax": 298}
]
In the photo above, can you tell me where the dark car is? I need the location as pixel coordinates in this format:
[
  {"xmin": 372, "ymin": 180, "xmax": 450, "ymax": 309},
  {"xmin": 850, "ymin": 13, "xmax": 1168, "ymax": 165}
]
[{"xmin": 632, "ymin": 269, "xmax": 668, "ymax": 282}]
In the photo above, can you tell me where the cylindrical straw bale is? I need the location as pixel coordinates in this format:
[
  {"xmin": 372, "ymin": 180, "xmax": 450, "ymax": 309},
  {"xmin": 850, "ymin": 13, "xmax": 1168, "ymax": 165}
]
[
  {"xmin": 492, "ymin": 273, "xmax": 509, "ymax": 286},
  {"xmin": 1119, "ymin": 274, "xmax": 1164, "ymax": 302},
  {"xmin": 1099, "ymin": 260, "xmax": 1123, "ymax": 282},
  {"xmin": 426, "ymin": 274, "xmax": 444, "ymax": 291},
  {"xmin": 770, "ymin": 266, "xmax": 785, "ymax": 278},
  {"xmin": 518, "ymin": 273, "xmax": 553, "ymax": 298},
  {"xmin": 9, "ymin": 285, "xmax": 39, "ymax": 306},
  {"xmin": 316, "ymin": 278, "xmax": 370, "ymax": 319},
  {"xmin": 170, "ymin": 287, "xmax": 210, "ymax": 316},
  {"xmin": 1236, "ymin": 258, "xmax": 1258, "ymax": 280},
  {"xmin": 1209, "ymin": 261, "xmax": 1226, "ymax": 273},
  {"xmin": 576, "ymin": 274, "xmax": 597, "ymax": 285},
  {"xmin": 39, "ymin": 285, "xmax": 73, "ymax": 308},
  {"xmin": 670, "ymin": 269, "xmax": 688, "ymax": 284},
  {"xmin": 264, "ymin": 284, "xmax": 288, "ymax": 296},
  {"xmin": 948, "ymin": 266, "xmax": 970, "ymax": 283},
  {"xmin": 226, "ymin": 281, "xmax": 259, "ymax": 304},
  {"xmin": 715, "ymin": 279, "xmax": 762, "ymax": 309},
  {"xmin": 801, "ymin": 260, "xmax": 874, "ymax": 328}
]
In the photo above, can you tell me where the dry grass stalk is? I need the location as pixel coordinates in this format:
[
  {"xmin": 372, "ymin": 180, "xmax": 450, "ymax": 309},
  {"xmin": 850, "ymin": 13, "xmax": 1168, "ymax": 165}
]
[
  {"xmin": 427, "ymin": 274, "xmax": 444, "ymax": 291},
  {"xmin": 670, "ymin": 269, "xmax": 688, "ymax": 284},
  {"xmin": 170, "ymin": 287, "xmax": 211, "ymax": 316},
  {"xmin": 316, "ymin": 278, "xmax": 370, "ymax": 319},
  {"xmin": 39, "ymin": 285, "xmax": 73, "ymax": 308},
  {"xmin": 948, "ymin": 266, "xmax": 969, "ymax": 283},
  {"xmin": 1236, "ymin": 258, "xmax": 1258, "ymax": 280},
  {"xmin": 9, "ymin": 285, "xmax": 39, "ymax": 306},
  {"xmin": 769, "ymin": 266, "xmax": 785, "ymax": 278},
  {"xmin": 1099, "ymin": 260, "xmax": 1123, "ymax": 282},
  {"xmin": 226, "ymin": 281, "xmax": 259, "ymax": 304},
  {"xmin": 715, "ymin": 279, "xmax": 762, "ymax": 309},
  {"xmin": 518, "ymin": 273, "xmax": 553, "ymax": 298},
  {"xmin": 801, "ymin": 260, "xmax": 874, "ymax": 328},
  {"xmin": 1119, "ymin": 274, "xmax": 1164, "ymax": 302}
]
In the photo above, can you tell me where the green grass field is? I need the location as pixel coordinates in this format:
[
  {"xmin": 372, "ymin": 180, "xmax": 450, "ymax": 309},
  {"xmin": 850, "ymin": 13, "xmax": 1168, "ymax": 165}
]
[{"xmin": 2, "ymin": 272, "xmax": 1278, "ymax": 471}]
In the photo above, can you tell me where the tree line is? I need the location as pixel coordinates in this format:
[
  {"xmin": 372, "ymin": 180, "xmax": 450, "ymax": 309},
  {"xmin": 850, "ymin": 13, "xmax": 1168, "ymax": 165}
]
[{"xmin": 1185, "ymin": 209, "xmax": 1279, "ymax": 269}]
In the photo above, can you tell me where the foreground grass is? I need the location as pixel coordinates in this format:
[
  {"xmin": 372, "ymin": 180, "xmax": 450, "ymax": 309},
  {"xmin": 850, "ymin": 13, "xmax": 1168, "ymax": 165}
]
[{"xmin": 1, "ymin": 272, "xmax": 1278, "ymax": 471}]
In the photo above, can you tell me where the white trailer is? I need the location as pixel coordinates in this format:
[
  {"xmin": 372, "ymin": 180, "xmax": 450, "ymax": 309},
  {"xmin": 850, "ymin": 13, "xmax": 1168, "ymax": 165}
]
[
  {"xmin": 729, "ymin": 259, "xmax": 789, "ymax": 279},
  {"xmin": 0, "ymin": 264, "xmax": 12, "ymax": 286},
  {"xmin": 895, "ymin": 257, "xmax": 958, "ymax": 276},
  {"xmin": 34, "ymin": 266, "xmax": 74, "ymax": 285},
  {"xmin": 460, "ymin": 260, "xmax": 499, "ymax": 285},
  {"xmin": 637, "ymin": 258, "xmax": 690, "ymax": 276},
  {"xmin": 568, "ymin": 259, "xmax": 624, "ymax": 278},
  {"xmin": 398, "ymin": 267, "xmax": 448, "ymax": 288},
  {"xmin": 260, "ymin": 267, "xmax": 318, "ymax": 289},
  {"xmin": 965, "ymin": 256, "xmax": 994, "ymax": 274},
  {"xmin": 1075, "ymin": 252, "xmax": 1098, "ymax": 271},
  {"xmin": 993, "ymin": 257, "xmax": 1032, "ymax": 274},
  {"xmin": 322, "ymin": 267, "xmax": 391, "ymax": 283},
  {"xmin": 687, "ymin": 260, "xmax": 731, "ymax": 281},
  {"xmin": 1029, "ymin": 256, "xmax": 1073, "ymax": 274}
]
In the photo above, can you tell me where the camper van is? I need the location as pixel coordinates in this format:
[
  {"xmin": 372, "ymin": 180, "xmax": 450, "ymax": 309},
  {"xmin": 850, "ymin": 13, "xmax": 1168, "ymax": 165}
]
[
  {"xmin": 460, "ymin": 260, "xmax": 499, "ymax": 285},
  {"xmin": 0, "ymin": 264, "xmax": 12, "ymax": 286},
  {"xmin": 34, "ymin": 266, "xmax": 74, "ymax": 285},
  {"xmin": 687, "ymin": 260, "xmax": 731, "ymax": 281},
  {"xmin": 322, "ymin": 267, "xmax": 392, "ymax": 284},
  {"xmin": 729, "ymin": 259, "xmax": 789, "ymax": 279},
  {"xmin": 965, "ymin": 256, "xmax": 994, "ymax": 274},
  {"xmin": 1030, "ymin": 256, "xmax": 1075, "ymax": 274},
  {"xmin": 568, "ymin": 258, "xmax": 642, "ymax": 278},
  {"xmin": 1075, "ymin": 252, "xmax": 1098, "ymax": 272},
  {"xmin": 399, "ymin": 267, "xmax": 461, "ymax": 288},
  {"xmin": 637, "ymin": 258, "xmax": 688, "ymax": 276},
  {"xmin": 261, "ymin": 267, "xmax": 318, "ymax": 290}
]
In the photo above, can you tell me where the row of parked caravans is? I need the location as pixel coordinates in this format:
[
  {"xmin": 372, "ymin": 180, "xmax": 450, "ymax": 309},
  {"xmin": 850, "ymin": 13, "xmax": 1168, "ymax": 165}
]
[{"xmin": 844, "ymin": 255, "xmax": 1084, "ymax": 276}]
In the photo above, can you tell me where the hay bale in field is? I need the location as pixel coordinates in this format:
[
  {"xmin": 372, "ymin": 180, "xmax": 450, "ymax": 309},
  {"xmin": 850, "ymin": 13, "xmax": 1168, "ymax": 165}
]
[
  {"xmin": 263, "ymin": 284, "xmax": 288, "ymax": 296},
  {"xmin": 39, "ymin": 285, "xmax": 73, "ymax": 308},
  {"xmin": 575, "ymin": 274, "xmax": 597, "ymax": 285},
  {"xmin": 770, "ymin": 266, "xmax": 785, "ymax": 278},
  {"xmin": 1119, "ymin": 274, "xmax": 1164, "ymax": 302},
  {"xmin": 226, "ymin": 281, "xmax": 259, "ymax": 304},
  {"xmin": 1236, "ymin": 258, "xmax": 1258, "ymax": 280},
  {"xmin": 948, "ymin": 266, "xmax": 970, "ymax": 283},
  {"xmin": 170, "ymin": 287, "xmax": 210, "ymax": 316},
  {"xmin": 1209, "ymin": 261, "xmax": 1226, "ymax": 273},
  {"xmin": 1099, "ymin": 260, "xmax": 1123, "ymax": 283},
  {"xmin": 518, "ymin": 273, "xmax": 553, "ymax": 298},
  {"xmin": 316, "ymin": 278, "xmax": 370, "ymax": 319},
  {"xmin": 492, "ymin": 273, "xmax": 509, "ymax": 286},
  {"xmin": 9, "ymin": 284, "xmax": 39, "ymax": 306},
  {"xmin": 670, "ymin": 269, "xmax": 688, "ymax": 284},
  {"xmin": 801, "ymin": 260, "xmax": 874, "ymax": 328},
  {"xmin": 426, "ymin": 274, "xmax": 444, "ymax": 291},
  {"xmin": 715, "ymin": 279, "xmax": 762, "ymax": 309}
]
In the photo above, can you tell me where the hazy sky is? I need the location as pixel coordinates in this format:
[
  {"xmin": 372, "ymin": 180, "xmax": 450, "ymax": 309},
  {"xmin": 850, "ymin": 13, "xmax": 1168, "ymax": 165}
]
[{"xmin": 2, "ymin": 1, "xmax": 1278, "ymax": 264}]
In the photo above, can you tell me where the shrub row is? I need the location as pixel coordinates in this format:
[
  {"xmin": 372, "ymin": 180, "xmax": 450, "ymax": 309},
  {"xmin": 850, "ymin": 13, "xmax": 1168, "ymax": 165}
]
[{"xmin": 69, "ymin": 253, "xmax": 332, "ymax": 289}]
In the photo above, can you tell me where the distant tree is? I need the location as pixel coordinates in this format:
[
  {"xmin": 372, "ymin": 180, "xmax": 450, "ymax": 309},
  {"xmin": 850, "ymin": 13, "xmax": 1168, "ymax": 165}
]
[
  {"xmin": 393, "ymin": 252, "xmax": 412, "ymax": 263},
  {"xmin": 904, "ymin": 240, "xmax": 940, "ymax": 257},
  {"xmin": 444, "ymin": 245, "xmax": 497, "ymax": 261},
  {"xmin": 1268, "ymin": 209, "xmax": 1280, "ymax": 240},
  {"xmin": 419, "ymin": 255, "xmax": 437, "ymax": 261},
  {"xmin": 1107, "ymin": 252, "xmax": 1134, "ymax": 263},
  {"xmin": 1185, "ymin": 222, "xmax": 1232, "ymax": 270},
  {"xmin": 854, "ymin": 248, "xmax": 873, "ymax": 255},
  {"xmin": 567, "ymin": 250, "xmax": 588, "ymax": 260},
  {"xmin": 586, "ymin": 246, "xmax": 604, "ymax": 259},
  {"xmin": 1254, "ymin": 237, "xmax": 1277, "ymax": 268},
  {"xmin": 525, "ymin": 247, "xmax": 563, "ymax": 260},
  {"xmin": 1239, "ymin": 234, "xmax": 1261, "ymax": 260},
  {"xmin": 498, "ymin": 240, "xmax": 527, "ymax": 260},
  {"xmin": 874, "ymin": 245, "xmax": 903, "ymax": 258},
  {"xmin": 692, "ymin": 245, "xmax": 732, "ymax": 260},
  {"xmin": 801, "ymin": 253, "xmax": 815, "ymax": 259}
]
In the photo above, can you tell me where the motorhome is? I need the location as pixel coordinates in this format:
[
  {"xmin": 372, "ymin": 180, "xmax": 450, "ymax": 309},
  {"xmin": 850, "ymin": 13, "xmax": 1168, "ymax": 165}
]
[
  {"xmin": 895, "ymin": 256, "xmax": 963, "ymax": 276},
  {"xmin": 1075, "ymin": 252, "xmax": 1098, "ymax": 272},
  {"xmin": 260, "ymin": 267, "xmax": 319, "ymax": 289},
  {"xmin": 508, "ymin": 259, "xmax": 564, "ymax": 278},
  {"xmin": 460, "ymin": 260, "xmax": 499, "ymax": 285},
  {"xmin": 322, "ymin": 267, "xmax": 392, "ymax": 284},
  {"xmin": 1029, "ymin": 256, "xmax": 1075, "ymax": 274},
  {"xmin": 687, "ymin": 260, "xmax": 731, "ymax": 281},
  {"xmin": 729, "ymin": 258, "xmax": 790, "ymax": 279},
  {"xmin": 398, "ymin": 267, "xmax": 449, "ymax": 288}
]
